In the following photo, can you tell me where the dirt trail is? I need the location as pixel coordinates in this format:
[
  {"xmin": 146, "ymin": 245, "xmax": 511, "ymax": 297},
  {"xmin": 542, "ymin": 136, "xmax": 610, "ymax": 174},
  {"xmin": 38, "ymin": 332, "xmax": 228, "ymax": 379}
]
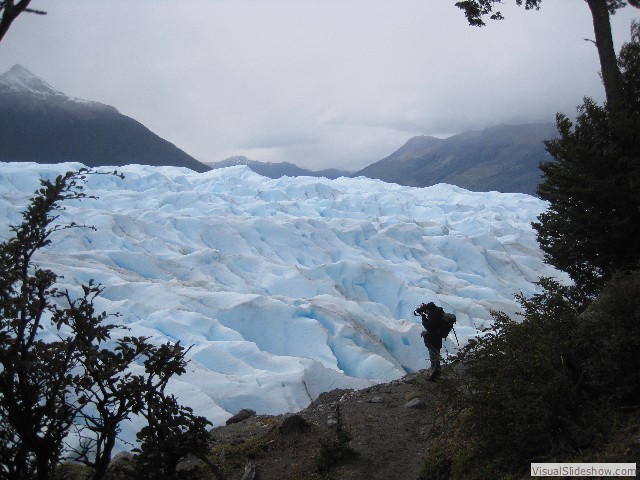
[{"xmin": 208, "ymin": 369, "xmax": 446, "ymax": 480}]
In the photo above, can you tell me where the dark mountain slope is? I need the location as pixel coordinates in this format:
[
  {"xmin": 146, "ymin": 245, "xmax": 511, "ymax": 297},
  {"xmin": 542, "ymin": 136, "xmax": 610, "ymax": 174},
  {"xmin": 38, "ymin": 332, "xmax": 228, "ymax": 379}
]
[
  {"xmin": 209, "ymin": 156, "xmax": 351, "ymax": 179},
  {"xmin": 355, "ymin": 123, "xmax": 559, "ymax": 195},
  {"xmin": 0, "ymin": 65, "xmax": 210, "ymax": 172}
]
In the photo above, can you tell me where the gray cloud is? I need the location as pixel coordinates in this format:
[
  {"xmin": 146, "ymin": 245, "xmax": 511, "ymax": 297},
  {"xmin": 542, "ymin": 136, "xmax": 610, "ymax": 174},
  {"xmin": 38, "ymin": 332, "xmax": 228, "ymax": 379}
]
[{"xmin": 0, "ymin": 0, "xmax": 637, "ymax": 171}]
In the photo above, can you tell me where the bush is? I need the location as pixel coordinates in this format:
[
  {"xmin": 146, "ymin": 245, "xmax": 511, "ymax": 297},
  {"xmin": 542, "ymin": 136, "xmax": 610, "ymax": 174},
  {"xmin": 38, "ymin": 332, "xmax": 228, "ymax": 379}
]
[
  {"xmin": 572, "ymin": 272, "xmax": 640, "ymax": 404},
  {"xmin": 422, "ymin": 274, "xmax": 640, "ymax": 478},
  {"xmin": 0, "ymin": 170, "xmax": 213, "ymax": 480}
]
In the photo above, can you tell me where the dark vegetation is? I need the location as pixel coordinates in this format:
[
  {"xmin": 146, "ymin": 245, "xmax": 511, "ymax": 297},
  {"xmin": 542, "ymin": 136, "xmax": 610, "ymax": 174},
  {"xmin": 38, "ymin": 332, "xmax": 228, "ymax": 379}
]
[
  {"xmin": 0, "ymin": 170, "xmax": 217, "ymax": 480},
  {"xmin": 313, "ymin": 405, "xmax": 357, "ymax": 476},
  {"xmin": 420, "ymin": 19, "xmax": 640, "ymax": 478},
  {"xmin": 421, "ymin": 275, "xmax": 640, "ymax": 479},
  {"xmin": 535, "ymin": 19, "xmax": 640, "ymax": 299}
]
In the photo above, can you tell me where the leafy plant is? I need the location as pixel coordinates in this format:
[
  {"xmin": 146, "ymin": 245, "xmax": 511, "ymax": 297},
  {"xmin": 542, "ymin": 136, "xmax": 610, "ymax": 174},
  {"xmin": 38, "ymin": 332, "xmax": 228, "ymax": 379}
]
[
  {"xmin": 422, "ymin": 272, "xmax": 640, "ymax": 478},
  {"xmin": 0, "ymin": 169, "xmax": 108, "ymax": 480},
  {"xmin": 0, "ymin": 170, "xmax": 214, "ymax": 480},
  {"xmin": 534, "ymin": 21, "xmax": 640, "ymax": 299}
]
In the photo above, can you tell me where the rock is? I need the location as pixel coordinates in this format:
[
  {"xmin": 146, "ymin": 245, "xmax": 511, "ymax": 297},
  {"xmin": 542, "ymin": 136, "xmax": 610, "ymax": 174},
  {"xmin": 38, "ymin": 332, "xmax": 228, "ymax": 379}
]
[
  {"xmin": 226, "ymin": 408, "xmax": 256, "ymax": 425},
  {"xmin": 108, "ymin": 451, "xmax": 135, "ymax": 476},
  {"xmin": 369, "ymin": 396, "xmax": 385, "ymax": 404},
  {"xmin": 240, "ymin": 461, "xmax": 257, "ymax": 480},
  {"xmin": 109, "ymin": 451, "xmax": 134, "ymax": 467},
  {"xmin": 404, "ymin": 398, "xmax": 427, "ymax": 409},
  {"xmin": 278, "ymin": 414, "xmax": 311, "ymax": 434}
]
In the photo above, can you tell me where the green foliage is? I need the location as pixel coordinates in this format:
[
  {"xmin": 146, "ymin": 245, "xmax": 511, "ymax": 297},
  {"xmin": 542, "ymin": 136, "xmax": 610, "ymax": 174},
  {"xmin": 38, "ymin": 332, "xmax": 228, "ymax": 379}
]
[
  {"xmin": 455, "ymin": 0, "xmax": 635, "ymax": 28},
  {"xmin": 0, "ymin": 170, "xmax": 212, "ymax": 480},
  {"xmin": 455, "ymin": 0, "xmax": 541, "ymax": 27},
  {"xmin": 210, "ymin": 438, "xmax": 270, "ymax": 476},
  {"xmin": 419, "ymin": 442, "xmax": 451, "ymax": 480},
  {"xmin": 56, "ymin": 461, "xmax": 94, "ymax": 479},
  {"xmin": 453, "ymin": 279, "xmax": 584, "ymax": 471},
  {"xmin": 0, "ymin": 170, "xmax": 104, "ymax": 480},
  {"xmin": 534, "ymin": 26, "xmax": 640, "ymax": 298},
  {"xmin": 422, "ymin": 273, "xmax": 640, "ymax": 478},
  {"xmin": 132, "ymin": 344, "xmax": 213, "ymax": 479},
  {"xmin": 620, "ymin": 20, "xmax": 640, "ymax": 107},
  {"xmin": 572, "ymin": 272, "xmax": 640, "ymax": 404}
]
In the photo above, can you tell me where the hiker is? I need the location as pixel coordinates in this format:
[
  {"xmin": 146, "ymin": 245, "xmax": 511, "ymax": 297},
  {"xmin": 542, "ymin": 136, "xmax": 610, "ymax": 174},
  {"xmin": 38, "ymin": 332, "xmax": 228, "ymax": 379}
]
[{"xmin": 414, "ymin": 301, "xmax": 454, "ymax": 381}]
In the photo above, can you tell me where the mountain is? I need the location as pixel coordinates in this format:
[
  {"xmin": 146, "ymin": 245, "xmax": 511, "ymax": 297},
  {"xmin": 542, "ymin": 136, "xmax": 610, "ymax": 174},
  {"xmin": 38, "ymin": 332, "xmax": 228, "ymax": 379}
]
[
  {"xmin": 0, "ymin": 65, "xmax": 210, "ymax": 172},
  {"xmin": 355, "ymin": 123, "xmax": 559, "ymax": 196},
  {"xmin": 209, "ymin": 156, "xmax": 351, "ymax": 179}
]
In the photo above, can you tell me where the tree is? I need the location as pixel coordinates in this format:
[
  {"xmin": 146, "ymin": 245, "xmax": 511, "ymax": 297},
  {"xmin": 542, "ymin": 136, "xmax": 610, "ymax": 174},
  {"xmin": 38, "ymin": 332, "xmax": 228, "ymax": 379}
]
[
  {"xmin": 0, "ymin": 170, "xmax": 215, "ymax": 480},
  {"xmin": 533, "ymin": 23, "xmax": 640, "ymax": 298},
  {"xmin": 455, "ymin": 0, "xmax": 640, "ymax": 114},
  {"xmin": 132, "ymin": 342, "xmax": 218, "ymax": 479},
  {"xmin": 0, "ymin": 1, "xmax": 46, "ymax": 43},
  {"xmin": 68, "ymin": 325, "xmax": 153, "ymax": 480},
  {"xmin": 0, "ymin": 170, "xmax": 101, "ymax": 480},
  {"xmin": 456, "ymin": 2, "xmax": 640, "ymax": 296}
]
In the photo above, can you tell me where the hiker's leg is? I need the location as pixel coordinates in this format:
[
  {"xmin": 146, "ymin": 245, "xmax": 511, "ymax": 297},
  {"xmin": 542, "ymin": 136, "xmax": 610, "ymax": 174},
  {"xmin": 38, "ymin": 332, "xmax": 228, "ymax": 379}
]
[
  {"xmin": 428, "ymin": 347, "xmax": 440, "ymax": 371},
  {"xmin": 427, "ymin": 346, "xmax": 441, "ymax": 380}
]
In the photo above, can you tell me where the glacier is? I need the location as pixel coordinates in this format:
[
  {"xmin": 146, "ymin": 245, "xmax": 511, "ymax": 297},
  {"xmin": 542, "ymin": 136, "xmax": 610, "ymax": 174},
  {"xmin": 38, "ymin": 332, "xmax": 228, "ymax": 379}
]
[{"xmin": 0, "ymin": 162, "xmax": 567, "ymax": 450}]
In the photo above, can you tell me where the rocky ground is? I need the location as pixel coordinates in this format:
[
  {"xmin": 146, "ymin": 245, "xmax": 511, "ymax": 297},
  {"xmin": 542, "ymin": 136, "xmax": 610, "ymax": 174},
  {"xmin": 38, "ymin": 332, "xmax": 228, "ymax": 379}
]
[{"xmin": 206, "ymin": 368, "xmax": 451, "ymax": 480}]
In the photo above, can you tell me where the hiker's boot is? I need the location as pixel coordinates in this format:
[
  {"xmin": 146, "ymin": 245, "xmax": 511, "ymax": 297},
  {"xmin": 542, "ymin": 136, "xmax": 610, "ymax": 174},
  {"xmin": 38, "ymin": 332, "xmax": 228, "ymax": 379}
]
[{"xmin": 428, "ymin": 362, "xmax": 441, "ymax": 381}]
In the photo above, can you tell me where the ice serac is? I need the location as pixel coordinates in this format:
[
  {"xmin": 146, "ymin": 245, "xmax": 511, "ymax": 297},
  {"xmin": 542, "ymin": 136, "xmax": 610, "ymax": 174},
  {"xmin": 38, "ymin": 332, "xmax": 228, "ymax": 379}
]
[{"xmin": 0, "ymin": 162, "xmax": 569, "ymax": 451}]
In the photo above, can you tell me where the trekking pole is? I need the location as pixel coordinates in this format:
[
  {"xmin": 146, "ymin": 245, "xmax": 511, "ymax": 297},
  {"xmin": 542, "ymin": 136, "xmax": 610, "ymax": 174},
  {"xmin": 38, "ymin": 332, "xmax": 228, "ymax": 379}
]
[{"xmin": 451, "ymin": 327, "xmax": 460, "ymax": 347}]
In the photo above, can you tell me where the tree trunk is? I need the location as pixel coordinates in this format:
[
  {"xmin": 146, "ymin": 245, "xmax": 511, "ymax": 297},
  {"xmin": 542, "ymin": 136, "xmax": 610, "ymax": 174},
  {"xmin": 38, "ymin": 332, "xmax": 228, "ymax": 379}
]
[
  {"xmin": 92, "ymin": 432, "xmax": 117, "ymax": 480},
  {"xmin": 585, "ymin": 0, "xmax": 626, "ymax": 114}
]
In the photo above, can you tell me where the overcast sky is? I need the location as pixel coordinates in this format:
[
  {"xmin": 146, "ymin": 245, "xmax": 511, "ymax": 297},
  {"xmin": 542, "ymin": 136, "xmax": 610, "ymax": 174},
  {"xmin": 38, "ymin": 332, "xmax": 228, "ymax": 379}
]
[{"xmin": 0, "ymin": 1, "xmax": 637, "ymax": 171}]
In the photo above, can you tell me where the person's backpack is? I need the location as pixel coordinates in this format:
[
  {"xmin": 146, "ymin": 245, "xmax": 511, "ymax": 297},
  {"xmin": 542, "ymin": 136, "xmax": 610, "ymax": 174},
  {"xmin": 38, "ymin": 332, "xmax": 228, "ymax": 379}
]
[{"xmin": 438, "ymin": 312, "xmax": 457, "ymax": 338}]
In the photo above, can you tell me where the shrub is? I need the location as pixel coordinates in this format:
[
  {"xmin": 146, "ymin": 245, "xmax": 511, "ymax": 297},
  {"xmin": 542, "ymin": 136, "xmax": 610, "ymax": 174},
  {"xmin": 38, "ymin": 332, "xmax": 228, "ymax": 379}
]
[
  {"xmin": 0, "ymin": 170, "xmax": 213, "ymax": 480},
  {"xmin": 422, "ymin": 273, "xmax": 640, "ymax": 478}
]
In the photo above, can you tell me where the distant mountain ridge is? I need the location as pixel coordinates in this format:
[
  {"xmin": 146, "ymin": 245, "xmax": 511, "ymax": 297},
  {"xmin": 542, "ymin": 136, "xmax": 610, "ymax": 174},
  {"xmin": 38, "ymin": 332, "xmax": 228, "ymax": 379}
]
[
  {"xmin": 0, "ymin": 65, "xmax": 210, "ymax": 172},
  {"xmin": 355, "ymin": 123, "xmax": 559, "ymax": 196},
  {"xmin": 209, "ymin": 156, "xmax": 351, "ymax": 179},
  {"xmin": 210, "ymin": 123, "xmax": 557, "ymax": 194},
  {"xmin": 1, "ymin": 66, "xmax": 558, "ymax": 191}
]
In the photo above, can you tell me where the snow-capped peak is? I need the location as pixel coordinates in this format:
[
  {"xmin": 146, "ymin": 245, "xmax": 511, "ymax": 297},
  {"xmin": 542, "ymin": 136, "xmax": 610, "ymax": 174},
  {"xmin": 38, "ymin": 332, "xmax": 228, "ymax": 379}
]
[
  {"xmin": 0, "ymin": 64, "xmax": 61, "ymax": 97},
  {"xmin": 0, "ymin": 64, "xmax": 119, "ymax": 114}
]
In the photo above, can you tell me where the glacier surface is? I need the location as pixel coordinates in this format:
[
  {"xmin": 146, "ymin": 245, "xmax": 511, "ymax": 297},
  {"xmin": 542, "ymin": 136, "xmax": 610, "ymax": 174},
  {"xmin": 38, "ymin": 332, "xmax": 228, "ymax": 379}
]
[{"xmin": 0, "ymin": 162, "xmax": 567, "ymax": 449}]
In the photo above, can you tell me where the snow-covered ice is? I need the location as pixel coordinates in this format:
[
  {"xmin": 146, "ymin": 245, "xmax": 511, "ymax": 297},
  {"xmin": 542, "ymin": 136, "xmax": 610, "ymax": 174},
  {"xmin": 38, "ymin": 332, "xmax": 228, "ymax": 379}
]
[{"xmin": 0, "ymin": 162, "xmax": 567, "ymax": 449}]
